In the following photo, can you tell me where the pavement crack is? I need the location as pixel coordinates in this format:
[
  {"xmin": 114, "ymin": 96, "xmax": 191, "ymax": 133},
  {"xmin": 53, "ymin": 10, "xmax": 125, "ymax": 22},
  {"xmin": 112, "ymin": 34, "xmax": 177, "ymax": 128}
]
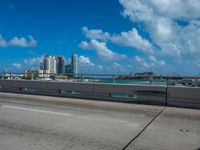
[{"xmin": 122, "ymin": 106, "xmax": 166, "ymax": 150}]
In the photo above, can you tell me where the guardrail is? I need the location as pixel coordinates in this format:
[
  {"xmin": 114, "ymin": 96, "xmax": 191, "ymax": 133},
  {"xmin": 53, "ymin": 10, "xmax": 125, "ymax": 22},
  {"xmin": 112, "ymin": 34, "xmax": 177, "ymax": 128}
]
[{"xmin": 0, "ymin": 79, "xmax": 199, "ymax": 109}]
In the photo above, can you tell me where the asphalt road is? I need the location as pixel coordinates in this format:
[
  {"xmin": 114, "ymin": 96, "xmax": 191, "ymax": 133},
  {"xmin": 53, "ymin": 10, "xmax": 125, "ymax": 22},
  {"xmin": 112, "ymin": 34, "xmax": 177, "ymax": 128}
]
[{"xmin": 0, "ymin": 92, "xmax": 199, "ymax": 150}]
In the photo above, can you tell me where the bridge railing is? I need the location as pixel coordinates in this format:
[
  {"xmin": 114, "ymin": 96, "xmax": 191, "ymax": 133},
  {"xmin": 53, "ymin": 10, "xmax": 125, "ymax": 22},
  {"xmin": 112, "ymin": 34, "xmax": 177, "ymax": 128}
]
[{"xmin": 0, "ymin": 79, "xmax": 200, "ymax": 109}]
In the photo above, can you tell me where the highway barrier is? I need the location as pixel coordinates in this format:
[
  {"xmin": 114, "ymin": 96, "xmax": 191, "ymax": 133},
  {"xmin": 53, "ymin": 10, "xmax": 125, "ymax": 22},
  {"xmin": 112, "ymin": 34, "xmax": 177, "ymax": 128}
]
[{"xmin": 0, "ymin": 79, "xmax": 199, "ymax": 109}]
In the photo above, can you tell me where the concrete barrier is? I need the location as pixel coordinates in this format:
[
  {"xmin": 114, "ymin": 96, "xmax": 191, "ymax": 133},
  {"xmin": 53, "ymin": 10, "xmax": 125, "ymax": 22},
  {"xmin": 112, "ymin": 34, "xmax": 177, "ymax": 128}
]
[
  {"xmin": 0, "ymin": 80, "xmax": 200, "ymax": 109},
  {"xmin": 167, "ymin": 86, "xmax": 200, "ymax": 109},
  {"xmin": 0, "ymin": 80, "xmax": 166, "ymax": 105}
]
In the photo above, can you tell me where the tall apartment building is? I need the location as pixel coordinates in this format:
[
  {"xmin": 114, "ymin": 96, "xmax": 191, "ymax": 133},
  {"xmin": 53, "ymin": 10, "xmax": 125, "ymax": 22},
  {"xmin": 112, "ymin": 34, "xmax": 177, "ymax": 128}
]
[
  {"xmin": 56, "ymin": 56, "xmax": 65, "ymax": 74},
  {"xmin": 40, "ymin": 53, "xmax": 78, "ymax": 77},
  {"xmin": 71, "ymin": 53, "xmax": 78, "ymax": 76},
  {"xmin": 43, "ymin": 55, "xmax": 57, "ymax": 74}
]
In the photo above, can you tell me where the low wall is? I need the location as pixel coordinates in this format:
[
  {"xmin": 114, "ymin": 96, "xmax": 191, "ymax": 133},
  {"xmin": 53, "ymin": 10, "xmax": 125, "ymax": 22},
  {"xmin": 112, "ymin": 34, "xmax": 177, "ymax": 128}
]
[
  {"xmin": 167, "ymin": 86, "xmax": 200, "ymax": 109},
  {"xmin": 0, "ymin": 80, "xmax": 166, "ymax": 105},
  {"xmin": 0, "ymin": 80, "xmax": 199, "ymax": 109}
]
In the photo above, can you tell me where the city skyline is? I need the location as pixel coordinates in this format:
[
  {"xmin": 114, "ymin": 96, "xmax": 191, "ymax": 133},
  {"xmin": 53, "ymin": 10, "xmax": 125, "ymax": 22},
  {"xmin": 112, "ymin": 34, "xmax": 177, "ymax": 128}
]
[{"xmin": 1, "ymin": 0, "xmax": 200, "ymax": 75}]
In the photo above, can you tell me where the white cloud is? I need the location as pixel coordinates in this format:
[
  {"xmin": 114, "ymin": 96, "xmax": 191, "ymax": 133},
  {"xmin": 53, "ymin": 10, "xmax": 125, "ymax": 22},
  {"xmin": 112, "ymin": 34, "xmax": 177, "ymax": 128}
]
[
  {"xmin": 10, "ymin": 36, "xmax": 37, "ymax": 47},
  {"xmin": 79, "ymin": 39, "xmax": 126, "ymax": 61},
  {"xmin": 110, "ymin": 28, "xmax": 154, "ymax": 54},
  {"xmin": 79, "ymin": 41, "xmax": 90, "ymax": 49},
  {"xmin": 78, "ymin": 0, "xmax": 200, "ymax": 74},
  {"xmin": 81, "ymin": 26, "xmax": 154, "ymax": 54},
  {"xmin": 12, "ymin": 63, "xmax": 21, "ymax": 70},
  {"xmin": 77, "ymin": 55, "xmax": 104, "ymax": 73},
  {"xmin": 159, "ymin": 42, "xmax": 181, "ymax": 58},
  {"xmin": 82, "ymin": 26, "xmax": 110, "ymax": 41},
  {"xmin": 119, "ymin": 0, "xmax": 200, "ymax": 59},
  {"xmin": 119, "ymin": 0, "xmax": 200, "ymax": 22},
  {"xmin": 134, "ymin": 56, "xmax": 149, "ymax": 68},
  {"xmin": 24, "ymin": 56, "xmax": 43, "ymax": 66},
  {"xmin": 134, "ymin": 55, "xmax": 165, "ymax": 68},
  {"xmin": 149, "ymin": 55, "xmax": 165, "ymax": 66},
  {"xmin": 79, "ymin": 55, "xmax": 94, "ymax": 66},
  {"xmin": 148, "ymin": 0, "xmax": 200, "ymax": 20},
  {"xmin": 0, "ymin": 35, "xmax": 37, "ymax": 48}
]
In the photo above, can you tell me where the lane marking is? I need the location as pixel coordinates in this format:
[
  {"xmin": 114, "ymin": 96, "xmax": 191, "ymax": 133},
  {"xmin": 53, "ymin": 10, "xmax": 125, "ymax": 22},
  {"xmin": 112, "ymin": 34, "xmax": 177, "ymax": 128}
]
[{"xmin": 1, "ymin": 105, "xmax": 71, "ymax": 117}]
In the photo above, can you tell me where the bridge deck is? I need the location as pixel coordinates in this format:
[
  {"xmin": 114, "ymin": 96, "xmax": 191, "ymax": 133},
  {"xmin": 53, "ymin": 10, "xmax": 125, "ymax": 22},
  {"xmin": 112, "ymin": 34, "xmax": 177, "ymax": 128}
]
[{"xmin": 0, "ymin": 92, "xmax": 199, "ymax": 150}]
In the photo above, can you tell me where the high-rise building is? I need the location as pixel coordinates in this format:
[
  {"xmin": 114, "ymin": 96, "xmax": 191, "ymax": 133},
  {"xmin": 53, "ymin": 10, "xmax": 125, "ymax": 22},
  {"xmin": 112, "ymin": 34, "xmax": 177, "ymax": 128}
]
[
  {"xmin": 43, "ymin": 55, "xmax": 49, "ymax": 71},
  {"xmin": 65, "ymin": 64, "xmax": 72, "ymax": 75},
  {"xmin": 40, "ymin": 54, "xmax": 78, "ymax": 77},
  {"xmin": 43, "ymin": 55, "xmax": 57, "ymax": 74},
  {"xmin": 40, "ymin": 62, "xmax": 44, "ymax": 70},
  {"xmin": 71, "ymin": 53, "xmax": 78, "ymax": 76},
  {"xmin": 56, "ymin": 56, "xmax": 65, "ymax": 74}
]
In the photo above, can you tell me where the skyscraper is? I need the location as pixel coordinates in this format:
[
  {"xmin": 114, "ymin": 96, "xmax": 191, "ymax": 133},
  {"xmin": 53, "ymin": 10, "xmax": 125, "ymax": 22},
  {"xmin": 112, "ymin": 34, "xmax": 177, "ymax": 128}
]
[
  {"xmin": 65, "ymin": 64, "xmax": 72, "ymax": 75},
  {"xmin": 56, "ymin": 56, "xmax": 65, "ymax": 74},
  {"xmin": 71, "ymin": 53, "xmax": 78, "ymax": 76},
  {"xmin": 43, "ymin": 55, "xmax": 57, "ymax": 74},
  {"xmin": 40, "ymin": 62, "xmax": 44, "ymax": 70}
]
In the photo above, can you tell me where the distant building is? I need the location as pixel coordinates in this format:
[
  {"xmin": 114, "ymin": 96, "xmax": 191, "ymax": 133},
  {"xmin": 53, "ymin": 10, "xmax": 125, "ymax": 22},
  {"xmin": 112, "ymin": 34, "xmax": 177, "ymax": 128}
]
[
  {"xmin": 65, "ymin": 64, "xmax": 72, "ymax": 75},
  {"xmin": 134, "ymin": 72, "xmax": 155, "ymax": 76},
  {"xmin": 25, "ymin": 69, "xmax": 50, "ymax": 80},
  {"xmin": 25, "ymin": 69, "xmax": 43, "ymax": 79},
  {"xmin": 56, "ymin": 56, "xmax": 65, "ymax": 74},
  {"xmin": 39, "ymin": 53, "xmax": 78, "ymax": 77},
  {"xmin": 43, "ymin": 55, "xmax": 57, "ymax": 74},
  {"xmin": 71, "ymin": 53, "xmax": 78, "ymax": 76},
  {"xmin": 40, "ymin": 62, "xmax": 44, "ymax": 70}
]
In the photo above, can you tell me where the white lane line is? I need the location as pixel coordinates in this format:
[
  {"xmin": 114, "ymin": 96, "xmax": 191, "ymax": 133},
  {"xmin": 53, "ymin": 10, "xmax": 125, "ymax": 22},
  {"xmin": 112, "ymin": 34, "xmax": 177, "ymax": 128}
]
[{"xmin": 1, "ymin": 105, "xmax": 71, "ymax": 117}]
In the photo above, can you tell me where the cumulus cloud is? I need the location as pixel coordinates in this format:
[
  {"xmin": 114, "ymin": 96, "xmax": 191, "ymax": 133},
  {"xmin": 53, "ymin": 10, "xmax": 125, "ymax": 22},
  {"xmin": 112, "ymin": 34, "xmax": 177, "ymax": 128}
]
[
  {"xmin": 24, "ymin": 56, "xmax": 43, "ymax": 66},
  {"xmin": 12, "ymin": 63, "xmax": 21, "ymax": 69},
  {"xmin": 79, "ymin": 41, "xmax": 90, "ymax": 49},
  {"xmin": 77, "ymin": 55, "xmax": 104, "ymax": 73},
  {"xmin": 134, "ymin": 56, "xmax": 149, "ymax": 68},
  {"xmin": 81, "ymin": 26, "xmax": 154, "ymax": 54},
  {"xmin": 0, "ymin": 35, "xmax": 37, "ymax": 47},
  {"xmin": 79, "ymin": 39, "xmax": 126, "ymax": 61},
  {"xmin": 110, "ymin": 28, "xmax": 154, "ymax": 54},
  {"xmin": 10, "ymin": 36, "xmax": 37, "ymax": 47},
  {"xmin": 134, "ymin": 55, "xmax": 165, "ymax": 68},
  {"xmin": 78, "ymin": 0, "xmax": 200, "ymax": 74},
  {"xmin": 82, "ymin": 26, "xmax": 110, "ymax": 41},
  {"xmin": 119, "ymin": 0, "xmax": 200, "ymax": 22},
  {"xmin": 79, "ymin": 55, "xmax": 94, "ymax": 66},
  {"xmin": 119, "ymin": 0, "xmax": 200, "ymax": 58}
]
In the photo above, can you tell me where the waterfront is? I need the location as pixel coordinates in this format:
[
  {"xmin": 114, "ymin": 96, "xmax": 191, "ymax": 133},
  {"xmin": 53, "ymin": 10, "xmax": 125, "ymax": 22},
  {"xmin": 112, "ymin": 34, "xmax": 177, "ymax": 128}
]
[{"xmin": 94, "ymin": 79, "xmax": 167, "ymax": 86}]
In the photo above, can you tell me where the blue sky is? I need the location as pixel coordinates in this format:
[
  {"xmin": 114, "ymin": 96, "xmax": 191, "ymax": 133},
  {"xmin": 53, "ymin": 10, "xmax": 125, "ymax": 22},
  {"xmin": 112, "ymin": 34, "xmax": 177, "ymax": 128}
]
[{"xmin": 1, "ymin": 0, "xmax": 200, "ymax": 75}]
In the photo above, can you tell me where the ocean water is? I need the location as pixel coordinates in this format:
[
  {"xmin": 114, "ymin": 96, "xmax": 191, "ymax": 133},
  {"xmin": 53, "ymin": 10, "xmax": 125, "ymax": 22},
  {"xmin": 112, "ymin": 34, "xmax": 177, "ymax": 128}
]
[{"xmin": 93, "ymin": 79, "xmax": 167, "ymax": 86}]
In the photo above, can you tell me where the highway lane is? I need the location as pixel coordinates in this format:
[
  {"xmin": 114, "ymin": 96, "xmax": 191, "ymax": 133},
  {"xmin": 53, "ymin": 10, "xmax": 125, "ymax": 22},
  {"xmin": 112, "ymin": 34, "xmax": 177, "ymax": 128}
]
[
  {"xmin": 127, "ymin": 107, "xmax": 200, "ymax": 150},
  {"xmin": 0, "ymin": 92, "xmax": 199, "ymax": 150}
]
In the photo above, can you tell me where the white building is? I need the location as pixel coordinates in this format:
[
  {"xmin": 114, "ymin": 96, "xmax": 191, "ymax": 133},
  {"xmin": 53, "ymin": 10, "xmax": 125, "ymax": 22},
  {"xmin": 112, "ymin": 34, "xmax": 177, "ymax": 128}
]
[
  {"xmin": 25, "ymin": 69, "xmax": 51, "ymax": 79},
  {"xmin": 71, "ymin": 53, "xmax": 78, "ymax": 76},
  {"xmin": 43, "ymin": 55, "xmax": 57, "ymax": 74}
]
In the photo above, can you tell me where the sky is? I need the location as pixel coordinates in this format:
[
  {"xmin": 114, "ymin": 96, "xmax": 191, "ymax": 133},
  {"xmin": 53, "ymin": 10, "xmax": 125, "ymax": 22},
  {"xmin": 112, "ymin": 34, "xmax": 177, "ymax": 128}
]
[{"xmin": 1, "ymin": 0, "xmax": 200, "ymax": 75}]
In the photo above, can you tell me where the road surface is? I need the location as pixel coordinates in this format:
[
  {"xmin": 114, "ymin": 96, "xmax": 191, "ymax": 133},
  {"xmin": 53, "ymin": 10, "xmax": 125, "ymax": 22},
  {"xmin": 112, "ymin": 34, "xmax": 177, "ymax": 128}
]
[{"xmin": 0, "ymin": 92, "xmax": 199, "ymax": 150}]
